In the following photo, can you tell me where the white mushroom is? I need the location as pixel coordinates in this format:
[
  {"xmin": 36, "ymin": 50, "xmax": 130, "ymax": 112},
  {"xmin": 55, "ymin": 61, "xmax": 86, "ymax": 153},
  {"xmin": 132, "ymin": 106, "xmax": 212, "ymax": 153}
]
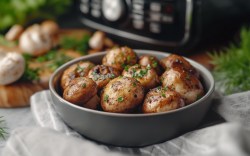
[
  {"xmin": 19, "ymin": 24, "xmax": 52, "ymax": 56},
  {"xmin": 88, "ymin": 31, "xmax": 105, "ymax": 50},
  {"xmin": 0, "ymin": 52, "xmax": 25, "ymax": 85},
  {"xmin": 5, "ymin": 24, "xmax": 24, "ymax": 41}
]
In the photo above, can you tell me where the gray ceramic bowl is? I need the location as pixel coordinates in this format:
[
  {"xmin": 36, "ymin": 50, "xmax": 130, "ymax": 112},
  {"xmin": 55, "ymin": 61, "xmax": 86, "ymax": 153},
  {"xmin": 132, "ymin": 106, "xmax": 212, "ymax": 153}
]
[{"xmin": 49, "ymin": 50, "xmax": 214, "ymax": 147}]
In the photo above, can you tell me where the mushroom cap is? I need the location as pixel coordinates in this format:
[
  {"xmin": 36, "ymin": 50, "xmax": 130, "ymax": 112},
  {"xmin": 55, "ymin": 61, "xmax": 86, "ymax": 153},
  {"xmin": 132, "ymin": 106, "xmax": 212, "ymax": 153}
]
[
  {"xmin": 0, "ymin": 52, "xmax": 25, "ymax": 85},
  {"xmin": 19, "ymin": 24, "xmax": 52, "ymax": 56}
]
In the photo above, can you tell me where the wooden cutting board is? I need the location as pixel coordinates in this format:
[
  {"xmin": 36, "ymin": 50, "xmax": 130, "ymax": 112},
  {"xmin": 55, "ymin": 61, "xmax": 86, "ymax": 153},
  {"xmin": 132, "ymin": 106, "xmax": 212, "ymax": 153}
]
[
  {"xmin": 0, "ymin": 29, "xmax": 92, "ymax": 108},
  {"xmin": 0, "ymin": 29, "xmax": 212, "ymax": 108}
]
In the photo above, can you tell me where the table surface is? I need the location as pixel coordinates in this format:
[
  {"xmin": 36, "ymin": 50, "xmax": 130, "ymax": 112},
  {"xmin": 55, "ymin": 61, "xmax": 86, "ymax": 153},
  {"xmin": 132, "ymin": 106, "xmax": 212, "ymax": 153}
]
[{"xmin": 0, "ymin": 25, "xmax": 231, "ymax": 153}]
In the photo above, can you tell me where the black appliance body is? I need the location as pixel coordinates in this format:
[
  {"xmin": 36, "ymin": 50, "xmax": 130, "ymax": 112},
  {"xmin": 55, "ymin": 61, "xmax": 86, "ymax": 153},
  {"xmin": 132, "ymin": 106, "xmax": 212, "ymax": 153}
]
[{"xmin": 78, "ymin": 0, "xmax": 250, "ymax": 53}]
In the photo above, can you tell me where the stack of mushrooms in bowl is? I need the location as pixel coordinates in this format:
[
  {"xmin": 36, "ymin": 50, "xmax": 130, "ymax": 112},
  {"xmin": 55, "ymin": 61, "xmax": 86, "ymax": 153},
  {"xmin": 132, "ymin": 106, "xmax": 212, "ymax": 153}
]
[{"xmin": 50, "ymin": 47, "xmax": 214, "ymax": 147}]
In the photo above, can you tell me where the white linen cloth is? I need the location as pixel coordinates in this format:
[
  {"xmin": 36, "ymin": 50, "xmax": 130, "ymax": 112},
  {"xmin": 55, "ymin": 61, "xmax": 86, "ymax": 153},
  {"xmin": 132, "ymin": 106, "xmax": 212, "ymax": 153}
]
[{"xmin": 2, "ymin": 90, "xmax": 250, "ymax": 156}]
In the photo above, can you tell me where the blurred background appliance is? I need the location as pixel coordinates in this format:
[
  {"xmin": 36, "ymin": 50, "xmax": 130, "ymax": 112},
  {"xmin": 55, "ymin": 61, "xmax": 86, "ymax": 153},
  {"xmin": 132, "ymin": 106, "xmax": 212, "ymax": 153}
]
[{"xmin": 77, "ymin": 0, "xmax": 250, "ymax": 53}]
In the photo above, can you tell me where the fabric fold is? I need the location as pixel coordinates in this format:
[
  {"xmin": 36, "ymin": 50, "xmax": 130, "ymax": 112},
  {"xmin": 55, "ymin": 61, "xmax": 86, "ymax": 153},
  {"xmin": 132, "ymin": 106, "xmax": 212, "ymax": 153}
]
[{"xmin": 2, "ymin": 90, "xmax": 250, "ymax": 156}]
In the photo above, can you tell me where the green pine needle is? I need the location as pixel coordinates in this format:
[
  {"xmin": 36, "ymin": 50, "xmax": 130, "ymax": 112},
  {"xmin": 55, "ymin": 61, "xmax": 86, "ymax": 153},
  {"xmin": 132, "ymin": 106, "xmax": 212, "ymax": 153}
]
[
  {"xmin": 209, "ymin": 27, "xmax": 250, "ymax": 94},
  {"xmin": 0, "ymin": 116, "xmax": 7, "ymax": 139}
]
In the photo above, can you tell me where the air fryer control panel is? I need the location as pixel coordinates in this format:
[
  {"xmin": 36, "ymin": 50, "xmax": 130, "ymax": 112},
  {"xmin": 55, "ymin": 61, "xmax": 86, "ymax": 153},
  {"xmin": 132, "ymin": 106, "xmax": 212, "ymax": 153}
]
[{"xmin": 79, "ymin": 0, "xmax": 193, "ymax": 47}]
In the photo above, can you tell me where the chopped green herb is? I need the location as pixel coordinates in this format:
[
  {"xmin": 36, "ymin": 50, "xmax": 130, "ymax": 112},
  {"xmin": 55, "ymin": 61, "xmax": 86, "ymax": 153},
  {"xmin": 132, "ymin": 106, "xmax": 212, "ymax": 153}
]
[
  {"xmin": 146, "ymin": 64, "xmax": 151, "ymax": 70},
  {"xmin": 76, "ymin": 64, "xmax": 84, "ymax": 73},
  {"xmin": 121, "ymin": 63, "xmax": 126, "ymax": 68},
  {"xmin": 93, "ymin": 76, "xmax": 98, "ymax": 81},
  {"xmin": 117, "ymin": 96, "xmax": 124, "ymax": 102},
  {"xmin": 0, "ymin": 35, "xmax": 17, "ymax": 47},
  {"xmin": 124, "ymin": 65, "xmax": 129, "ymax": 72},
  {"xmin": 161, "ymin": 93, "xmax": 166, "ymax": 98},
  {"xmin": 109, "ymin": 73, "xmax": 115, "ymax": 78},
  {"xmin": 104, "ymin": 95, "xmax": 109, "ymax": 102},
  {"xmin": 162, "ymin": 87, "xmax": 168, "ymax": 91},
  {"xmin": 81, "ymin": 83, "xmax": 86, "ymax": 88},
  {"xmin": 133, "ymin": 82, "xmax": 137, "ymax": 87},
  {"xmin": 21, "ymin": 67, "xmax": 40, "ymax": 81},
  {"xmin": 152, "ymin": 61, "xmax": 158, "ymax": 68},
  {"xmin": 21, "ymin": 54, "xmax": 40, "ymax": 81},
  {"xmin": 156, "ymin": 86, "xmax": 161, "ymax": 90},
  {"xmin": 127, "ymin": 56, "xmax": 131, "ymax": 62},
  {"xmin": 46, "ymin": 53, "xmax": 72, "ymax": 71},
  {"xmin": 59, "ymin": 34, "xmax": 90, "ymax": 55},
  {"xmin": 139, "ymin": 69, "xmax": 147, "ymax": 77},
  {"xmin": 36, "ymin": 50, "xmax": 57, "ymax": 62}
]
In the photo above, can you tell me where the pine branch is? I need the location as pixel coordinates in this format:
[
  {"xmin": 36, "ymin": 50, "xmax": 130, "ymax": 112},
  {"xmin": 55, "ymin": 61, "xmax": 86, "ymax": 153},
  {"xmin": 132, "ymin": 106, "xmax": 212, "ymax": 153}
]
[
  {"xmin": 0, "ymin": 116, "xmax": 7, "ymax": 139},
  {"xmin": 209, "ymin": 27, "xmax": 250, "ymax": 94}
]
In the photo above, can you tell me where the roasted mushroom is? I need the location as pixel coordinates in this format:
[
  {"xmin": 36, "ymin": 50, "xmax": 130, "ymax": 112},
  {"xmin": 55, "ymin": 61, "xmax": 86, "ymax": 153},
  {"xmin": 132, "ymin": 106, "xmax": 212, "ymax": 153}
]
[
  {"xmin": 139, "ymin": 55, "xmax": 162, "ymax": 75},
  {"xmin": 102, "ymin": 46, "xmax": 137, "ymax": 71},
  {"xmin": 160, "ymin": 54, "xmax": 199, "ymax": 77},
  {"xmin": 161, "ymin": 67, "xmax": 204, "ymax": 105},
  {"xmin": 101, "ymin": 76, "xmax": 144, "ymax": 113},
  {"xmin": 142, "ymin": 87, "xmax": 185, "ymax": 113},
  {"xmin": 122, "ymin": 64, "xmax": 159, "ymax": 90},
  {"xmin": 63, "ymin": 77, "xmax": 99, "ymax": 109},
  {"xmin": 88, "ymin": 65, "xmax": 120, "ymax": 89},
  {"xmin": 60, "ymin": 61, "xmax": 95, "ymax": 90}
]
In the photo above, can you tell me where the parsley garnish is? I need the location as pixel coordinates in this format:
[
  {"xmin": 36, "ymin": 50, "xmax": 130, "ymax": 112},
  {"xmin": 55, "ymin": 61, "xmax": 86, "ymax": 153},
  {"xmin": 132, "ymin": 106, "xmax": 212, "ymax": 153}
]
[
  {"xmin": 133, "ymin": 82, "xmax": 137, "ymax": 87},
  {"xmin": 117, "ymin": 96, "xmax": 124, "ymax": 102},
  {"xmin": 0, "ymin": 35, "xmax": 17, "ymax": 47},
  {"xmin": 81, "ymin": 83, "xmax": 86, "ymax": 88},
  {"xmin": 21, "ymin": 54, "xmax": 40, "ymax": 81},
  {"xmin": 76, "ymin": 64, "xmax": 84, "ymax": 73},
  {"xmin": 124, "ymin": 65, "xmax": 130, "ymax": 72},
  {"xmin": 161, "ymin": 93, "xmax": 166, "ymax": 98},
  {"xmin": 59, "ymin": 34, "xmax": 90, "ymax": 55},
  {"xmin": 104, "ymin": 95, "xmax": 109, "ymax": 102},
  {"xmin": 127, "ymin": 56, "xmax": 131, "ymax": 62},
  {"xmin": 152, "ymin": 61, "xmax": 158, "ymax": 68}
]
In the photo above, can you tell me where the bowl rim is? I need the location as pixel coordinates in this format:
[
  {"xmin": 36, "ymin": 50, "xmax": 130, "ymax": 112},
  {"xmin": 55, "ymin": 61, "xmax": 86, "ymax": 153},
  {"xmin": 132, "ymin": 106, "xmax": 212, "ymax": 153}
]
[{"xmin": 49, "ymin": 49, "xmax": 215, "ymax": 117}]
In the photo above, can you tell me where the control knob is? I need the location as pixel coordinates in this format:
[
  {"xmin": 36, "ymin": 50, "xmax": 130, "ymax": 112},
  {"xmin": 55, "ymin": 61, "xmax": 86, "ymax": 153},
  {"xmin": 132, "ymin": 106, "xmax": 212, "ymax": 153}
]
[{"xmin": 102, "ymin": 0, "xmax": 126, "ymax": 22}]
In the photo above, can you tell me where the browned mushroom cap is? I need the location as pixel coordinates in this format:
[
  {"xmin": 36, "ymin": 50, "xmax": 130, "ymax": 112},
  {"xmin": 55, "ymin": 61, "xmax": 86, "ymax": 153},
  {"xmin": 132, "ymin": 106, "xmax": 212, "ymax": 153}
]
[
  {"xmin": 5, "ymin": 24, "xmax": 24, "ymax": 41},
  {"xmin": 160, "ymin": 67, "xmax": 204, "ymax": 105},
  {"xmin": 60, "ymin": 61, "xmax": 95, "ymax": 90},
  {"xmin": 139, "ymin": 55, "xmax": 162, "ymax": 75},
  {"xmin": 142, "ymin": 87, "xmax": 185, "ymax": 113},
  {"xmin": 102, "ymin": 46, "xmax": 137, "ymax": 71},
  {"xmin": 41, "ymin": 20, "xmax": 59, "ymax": 37},
  {"xmin": 101, "ymin": 76, "xmax": 144, "ymax": 113},
  {"xmin": 160, "ymin": 54, "xmax": 199, "ymax": 77},
  {"xmin": 63, "ymin": 77, "xmax": 98, "ymax": 106},
  {"xmin": 122, "ymin": 64, "xmax": 159, "ymax": 90},
  {"xmin": 88, "ymin": 65, "xmax": 120, "ymax": 89}
]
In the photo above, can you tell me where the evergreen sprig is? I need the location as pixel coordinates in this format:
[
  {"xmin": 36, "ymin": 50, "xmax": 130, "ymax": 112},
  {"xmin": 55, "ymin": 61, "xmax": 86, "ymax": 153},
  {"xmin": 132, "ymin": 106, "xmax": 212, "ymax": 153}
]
[
  {"xmin": 209, "ymin": 27, "xmax": 250, "ymax": 94},
  {"xmin": 0, "ymin": 116, "xmax": 7, "ymax": 139}
]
